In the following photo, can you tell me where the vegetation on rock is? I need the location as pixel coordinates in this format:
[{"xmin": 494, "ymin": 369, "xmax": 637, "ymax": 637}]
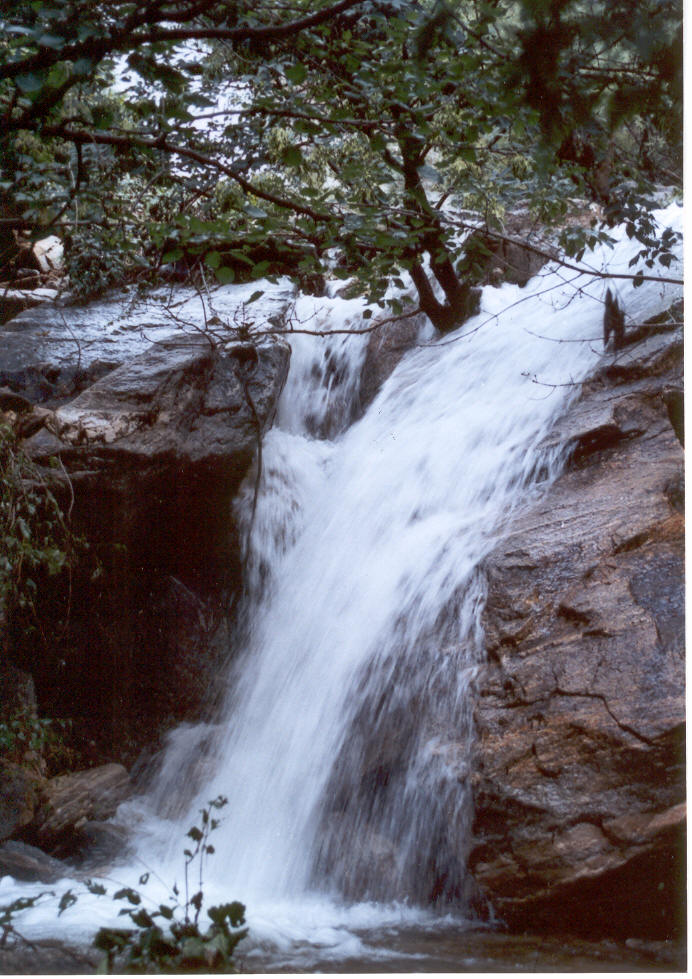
[{"xmin": 0, "ymin": 423, "xmax": 77, "ymax": 645}]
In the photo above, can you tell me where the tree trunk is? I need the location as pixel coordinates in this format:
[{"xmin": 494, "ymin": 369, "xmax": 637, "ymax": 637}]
[{"xmin": 397, "ymin": 131, "xmax": 479, "ymax": 332}]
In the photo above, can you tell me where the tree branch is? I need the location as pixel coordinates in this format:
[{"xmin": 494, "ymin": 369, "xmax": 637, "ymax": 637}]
[
  {"xmin": 0, "ymin": 0, "xmax": 367, "ymax": 82},
  {"xmin": 43, "ymin": 125, "xmax": 335, "ymax": 223},
  {"xmin": 451, "ymin": 218, "xmax": 684, "ymax": 287}
]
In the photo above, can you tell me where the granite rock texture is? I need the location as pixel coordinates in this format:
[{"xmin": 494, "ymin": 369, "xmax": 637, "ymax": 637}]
[{"xmin": 470, "ymin": 316, "xmax": 685, "ymax": 939}]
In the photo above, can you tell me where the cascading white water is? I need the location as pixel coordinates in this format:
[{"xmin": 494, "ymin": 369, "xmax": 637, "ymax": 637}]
[
  {"xmin": 134, "ymin": 204, "xmax": 683, "ymax": 912},
  {"xmin": 2, "ymin": 204, "xmax": 682, "ymax": 964}
]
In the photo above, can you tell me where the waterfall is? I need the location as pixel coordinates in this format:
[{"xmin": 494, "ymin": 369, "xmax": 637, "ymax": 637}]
[
  {"xmin": 133, "ymin": 204, "xmax": 682, "ymax": 918},
  {"xmin": 1, "ymin": 204, "xmax": 682, "ymax": 961}
]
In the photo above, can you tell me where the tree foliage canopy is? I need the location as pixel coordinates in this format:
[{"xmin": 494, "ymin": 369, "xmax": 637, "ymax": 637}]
[{"xmin": 0, "ymin": 0, "xmax": 682, "ymax": 323}]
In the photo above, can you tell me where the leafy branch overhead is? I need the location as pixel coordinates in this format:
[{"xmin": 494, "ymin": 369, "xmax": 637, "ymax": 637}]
[{"xmin": 0, "ymin": 0, "xmax": 682, "ymax": 322}]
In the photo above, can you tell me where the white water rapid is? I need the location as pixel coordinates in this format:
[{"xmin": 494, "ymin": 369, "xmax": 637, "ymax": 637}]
[{"xmin": 2, "ymin": 204, "xmax": 683, "ymax": 968}]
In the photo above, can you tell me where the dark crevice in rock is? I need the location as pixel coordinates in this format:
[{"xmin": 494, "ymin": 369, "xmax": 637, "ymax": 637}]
[
  {"xmin": 552, "ymin": 687, "xmax": 655, "ymax": 746},
  {"xmin": 557, "ymin": 602, "xmax": 591, "ymax": 625},
  {"xmin": 612, "ymin": 530, "xmax": 650, "ymax": 554},
  {"xmin": 530, "ymin": 743, "xmax": 562, "ymax": 778},
  {"xmin": 566, "ymin": 424, "xmax": 631, "ymax": 468},
  {"xmin": 663, "ymin": 471, "xmax": 684, "ymax": 512},
  {"xmin": 662, "ymin": 386, "xmax": 684, "ymax": 446}
]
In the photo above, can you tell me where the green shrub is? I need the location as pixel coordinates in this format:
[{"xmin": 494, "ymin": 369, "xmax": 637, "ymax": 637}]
[{"xmin": 91, "ymin": 795, "xmax": 247, "ymax": 973}]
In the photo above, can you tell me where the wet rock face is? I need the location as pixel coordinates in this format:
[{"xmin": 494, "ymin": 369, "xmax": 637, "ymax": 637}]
[
  {"xmin": 23, "ymin": 336, "xmax": 290, "ymax": 594},
  {"xmin": 358, "ymin": 312, "xmax": 427, "ymax": 411},
  {"xmin": 470, "ymin": 320, "xmax": 685, "ymax": 939},
  {"xmin": 0, "ymin": 840, "xmax": 69, "ymax": 883},
  {"xmin": 6, "ymin": 334, "xmax": 290, "ymax": 765},
  {"xmin": 28, "ymin": 763, "xmax": 132, "ymax": 854},
  {"xmin": 0, "ymin": 762, "xmax": 42, "ymax": 842}
]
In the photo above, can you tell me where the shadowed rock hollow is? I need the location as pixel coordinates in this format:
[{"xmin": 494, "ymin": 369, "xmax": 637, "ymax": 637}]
[{"xmin": 3, "ymin": 331, "xmax": 290, "ymax": 767}]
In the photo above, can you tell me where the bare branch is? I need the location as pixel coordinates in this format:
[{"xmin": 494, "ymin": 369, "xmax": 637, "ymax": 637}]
[{"xmin": 448, "ymin": 217, "xmax": 684, "ymax": 287}]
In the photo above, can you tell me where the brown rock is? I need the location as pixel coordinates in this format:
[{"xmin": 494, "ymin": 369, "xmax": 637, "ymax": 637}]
[
  {"xmin": 32, "ymin": 763, "xmax": 132, "ymax": 847},
  {"xmin": 9, "ymin": 334, "xmax": 290, "ymax": 766},
  {"xmin": 359, "ymin": 312, "xmax": 426, "ymax": 411},
  {"xmin": 0, "ymin": 288, "xmax": 59, "ymax": 326},
  {"xmin": 31, "ymin": 236, "xmax": 63, "ymax": 276},
  {"xmin": 0, "ymin": 839, "xmax": 68, "ymax": 882},
  {"xmin": 470, "ymin": 322, "xmax": 685, "ymax": 939},
  {"xmin": 0, "ymin": 761, "xmax": 43, "ymax": 841},
  {"xmin": 0, "ymin": 386, "xmax": 33, "ymax": 413}
]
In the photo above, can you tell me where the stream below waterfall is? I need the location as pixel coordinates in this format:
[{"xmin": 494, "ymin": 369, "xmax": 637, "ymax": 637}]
[{"xmin": 0, "ymin": 203, "xmax": 683, "ymax": 971}]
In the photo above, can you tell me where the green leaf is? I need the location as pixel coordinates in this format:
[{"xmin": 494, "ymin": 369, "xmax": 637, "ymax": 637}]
[
  {"xmin": 113, "ymin": 887, "xmax": 141, "ymax": 905},
  {"xmin": 285, "ymin": 63, "xmax": 307, "ymax": 84},
  {"xmin": 205, "ymin": 251, "xmax": 221, "ymax": 270},
  {"xmin": 130, "ymin": 908, "xmax": 155, "ymax": 928},
  {"xmin": 369, "ymin": 132, "xmax": 388, "ymax": 153},
  {"xmin": 73, "ymin": 58, "xmax": 94, "ymax": 76},
  {"xmin": 282, "ymin": 145, "xmax": 303, "ymax": 168},
  {"xmin": 86, "ymin": 879, "xmax": 107, "ymax": 897},
  {"xmin": 215, "ymin": 266, "xmax": 235, "ymax": 284},
  {"xmin": 47, "ymin": 63, "xmax": 70, "ymax": 88},
  {"xmin": 58, "ymin": 890, "xmax": 77, "ymax": 916}
]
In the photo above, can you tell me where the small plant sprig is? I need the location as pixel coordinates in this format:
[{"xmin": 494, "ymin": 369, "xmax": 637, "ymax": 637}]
[
  {"xmin": 0, "ymin": 798, "xmax": 246, "ymax": 972},
  {"xmin": 0, "ymin": 709, "xmax": 56, "ymax": 763},
  {"xmin": 91, "ymin": 795, "xmax": 247, "ymax": 973}
]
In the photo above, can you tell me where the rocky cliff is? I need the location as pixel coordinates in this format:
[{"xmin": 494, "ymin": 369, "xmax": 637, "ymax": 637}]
[
  {"xmin": 1, "ymin": 320, "xmax": 290, "ymax": 775},
  {"xmin": 470, "ymin": 305, "xmax": 685, "ymax": 939}
]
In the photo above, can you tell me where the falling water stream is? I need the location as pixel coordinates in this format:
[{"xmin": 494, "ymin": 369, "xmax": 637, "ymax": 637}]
[{"xmin": 1, "ymin": 204, "xmax": 683, "ymax": 970}]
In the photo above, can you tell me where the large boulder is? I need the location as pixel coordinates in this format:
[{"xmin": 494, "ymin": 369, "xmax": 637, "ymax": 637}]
[
  {"xmin": 358, "ymin": 312, "xmax": 428, "ymax": 412},
  {"xmin": 6, "ymin": 332, "xmax": 290, "ymax": 765},
  {"xmin": 0, "ymin": 288, "xmax": 60, "ymax": 326},
  {"xmin": 470, "ymin": 316, "xmax": 685, "ymax": 939},
  {"xmin": 0, "ymin": 839, "xmax": 69, "ymax": 882},
  {"xmin": 23, "ymin": 335, "xmax": 289, "ymax": 592},
  {"xmin": 29, "ymin": 763, "xmax": 132, "ymax": 851}
]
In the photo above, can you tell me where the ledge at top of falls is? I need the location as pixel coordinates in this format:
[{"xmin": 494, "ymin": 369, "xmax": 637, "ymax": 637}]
[{"xmin": 0, "ymin": 280, "xmax": 296, "ymax": 402}]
